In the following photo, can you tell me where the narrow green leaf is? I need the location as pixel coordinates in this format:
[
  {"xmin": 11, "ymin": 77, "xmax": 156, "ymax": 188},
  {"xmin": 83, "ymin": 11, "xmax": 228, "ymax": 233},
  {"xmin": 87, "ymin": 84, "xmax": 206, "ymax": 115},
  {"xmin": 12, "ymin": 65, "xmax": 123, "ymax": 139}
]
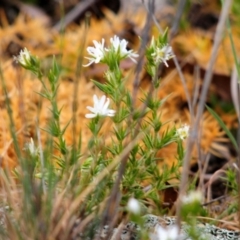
[
  {"xmin": 92, "ymin": 80, "xmax": 111, "ymax": 94},
  {"xmin": 206, "ymin": 105, "xmax": 239, "ymax": 151}
]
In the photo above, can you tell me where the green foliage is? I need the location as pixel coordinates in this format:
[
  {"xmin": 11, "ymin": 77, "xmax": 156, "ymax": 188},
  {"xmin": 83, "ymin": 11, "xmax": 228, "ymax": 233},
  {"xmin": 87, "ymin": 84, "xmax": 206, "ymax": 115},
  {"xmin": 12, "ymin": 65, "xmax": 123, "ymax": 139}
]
[
  {"xmin": 1, "ymin": 1, "xmax": 239, "ymax": 238},
  {"xmin": 4, "ymin": 19, "xmax": 240, "ymax": 238},
  {"xmin": 224, "ymin": 168, "xmax": 238, "ymax": 195},
  {"xmin": 206, "ymin": 105, "xmax": 239, "ymax": 151}
]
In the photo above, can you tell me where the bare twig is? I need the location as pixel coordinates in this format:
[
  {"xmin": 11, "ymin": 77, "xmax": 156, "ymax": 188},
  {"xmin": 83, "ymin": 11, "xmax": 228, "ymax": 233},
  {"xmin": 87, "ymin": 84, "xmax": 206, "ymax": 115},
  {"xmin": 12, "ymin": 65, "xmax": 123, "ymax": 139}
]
[
  {"xmin": 192, "ymin": 65, "xmax": 201, "ymax": 111},
  {"xmin": 132, "ymin": 0, "xmax": 153, "ymax": 107},
  {"xmin": 198, "ymin": 153, "xmax": 210, "ymax": 193},
  {"xmin": 170, "ymin": 0, "xmax": 187, "ymax": 38},
  {"xmin": 71, "ymin": 199, "xmax": 108, "ymax": 239},
  {"xmin": 72, "ymin": 15, "xmax": 90, "ymax": 155},
  {"xmin": 53, "ymin": 0, "xmax": 97, "ymax": 31},
  {"xmin": 206, "ymin": 169, "xmax": 226, "ymax": 203},
  {"xmin": 202, "ymin": 195, "xmax": 227, "ymax": 206},
  {"xmin": 172, "ymin": 57, "xmax": 194, "ymax": 118},
  {"xmin": 232, "ymin": 61, "xmax": 240, "ymax": 231},
  {"xmin": 231, "ymin": 66, "xmax": 240, "ymax": 122},
  {"xmin": 110, "ymin": 220, "xmax": 126, "ymax": 240}
]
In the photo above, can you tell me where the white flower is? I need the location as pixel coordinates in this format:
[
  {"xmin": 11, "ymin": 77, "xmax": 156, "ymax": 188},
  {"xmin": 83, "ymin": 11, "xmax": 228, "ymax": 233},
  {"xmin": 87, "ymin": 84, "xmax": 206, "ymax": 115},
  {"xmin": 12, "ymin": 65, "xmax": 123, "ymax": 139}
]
[
  {"xmin": 109, "ymin": 35, "xmax": 139, "ymax": 63},
  {"xmin": 83, "ymin": 39, "xmax": 106, "ymax": 67},
  {"xmin": 14, "ymin": 48, "xmax": 31, "ymax": 67},
  {"xmin": 25, "ymin": 138, "xmax": 38, "ymax": 157},
  {"xmin": 85, "ymin": 95, "xmax": 116, "ymax": 118},
  {"xmin": 127, "ymin": 198, "xmax": 141, "ymax": 214},
  {"xmin": 151, "ymin": 44, "xmax": 174, "ymax": 67},
  {"xmin": 153, "ymin": 225, "xmax": 179, "ymax": 240},
  {"xmin": 176, "ymin": 124, "xmax": 189, "ymax": 140},
  {"xmin": 182, "ymin": 191, "xmax": 203, "ymax": 204}
]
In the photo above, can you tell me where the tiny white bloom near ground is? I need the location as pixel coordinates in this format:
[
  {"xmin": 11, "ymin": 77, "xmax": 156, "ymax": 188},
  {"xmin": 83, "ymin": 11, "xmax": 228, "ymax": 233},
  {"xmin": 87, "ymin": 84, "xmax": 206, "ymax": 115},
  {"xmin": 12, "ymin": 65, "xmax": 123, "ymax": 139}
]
[
  {"xmin": 83, "ymin": 39, "xmax": 106, "ymax": 67},
  {"xmin": 127, "ymin": 197, "xmax": 141, "ymax": 214},
  {"xmin": 182, "ymin": 190, "xmax": 203, "ymax": 204},
  {"xmin": 176, "ymin": 124, "xmax": 189, "ymax": 140},
  {"xmin": 85, "ymin": 95, "xmax": 116, "ymax": 118},
  {"xmin": 151, "ymin": 44, "xmax": 174, "ymax": 67},
  {"xmin": 154, "ymin": 225, "xmax": 179, "ymax": 240},
  {"xmin": 14, "ymin": 48, "xmax": 31, "ymax": 67},
  {"xmin": 109, "ymin": 35, "xmax": 139, "ymax": 63}
]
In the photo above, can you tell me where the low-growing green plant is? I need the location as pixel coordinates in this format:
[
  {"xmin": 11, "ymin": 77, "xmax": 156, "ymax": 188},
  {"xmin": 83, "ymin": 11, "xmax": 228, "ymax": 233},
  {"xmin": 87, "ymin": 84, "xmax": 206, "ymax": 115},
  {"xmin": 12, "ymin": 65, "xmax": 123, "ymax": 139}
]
[{"xmin": 0, "ymin": 29, "xmax": 190, "ymax": 239}]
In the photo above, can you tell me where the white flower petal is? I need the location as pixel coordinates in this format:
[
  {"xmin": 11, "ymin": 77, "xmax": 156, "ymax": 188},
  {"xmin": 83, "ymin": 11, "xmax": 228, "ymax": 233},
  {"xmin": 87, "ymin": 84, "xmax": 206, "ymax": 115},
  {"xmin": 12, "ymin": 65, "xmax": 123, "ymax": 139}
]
[
  {"xmin": 85, "ymin": 95, "xmax": 116, "ymax": 119},
  {"xmin": 99, "ymin": 95, "xmax": 107, "ymax": 109},
  {"xmin": 127, "ymin": 198, "xmax": 141, "ymax": 214},
  {"xmin": 86, "ymin": 106, "xmax": 96, "ymax": 113},
  {"xmin": 83, "ymin": 39, "xmax": 106, "ymax": 67},
  {"xmin": 83, "ymin": 60, "xmax": 94, "ymax": 67},
  {"xmin": 107, "ymin": 109, "xmax": 116, "ymax": 115},
  {"xmin": 85, "ymin": 113, "xmax": 97, "ymax": 118},
  {"xmin": 102, "ymin": 97, "xmax": 110, "ymax": 112},
  {"xmin": 176, "ymin": 124, "xmax": 189, "ymax": 140},
  {"xmin": 109, "ymin": 35, "xmax": 138, "ymax": 63},
  {"xmin": 93, "ymin": 95, "xmax": 99, "ymax": 107},
  {"xmin": 155, "ymin": 225, "xmax": 179, "ymax": 240},
  {"xmin": 163, "ymin": 60, "xmax": 169, "ymax": 67},
  {"xmin": 152, "ymin": 44, "xmax": 174, "ymax": 67},
  {"xmin": 14, "ymin": 48, "xmax": 31, "ymax": 67},
  {"xmin": 182, "ymin": 191, "xmax": 203, "ymax": 204},
  {"xmin": 129, "ymin": 55, "xmax": 138, "ymax": 63}
]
